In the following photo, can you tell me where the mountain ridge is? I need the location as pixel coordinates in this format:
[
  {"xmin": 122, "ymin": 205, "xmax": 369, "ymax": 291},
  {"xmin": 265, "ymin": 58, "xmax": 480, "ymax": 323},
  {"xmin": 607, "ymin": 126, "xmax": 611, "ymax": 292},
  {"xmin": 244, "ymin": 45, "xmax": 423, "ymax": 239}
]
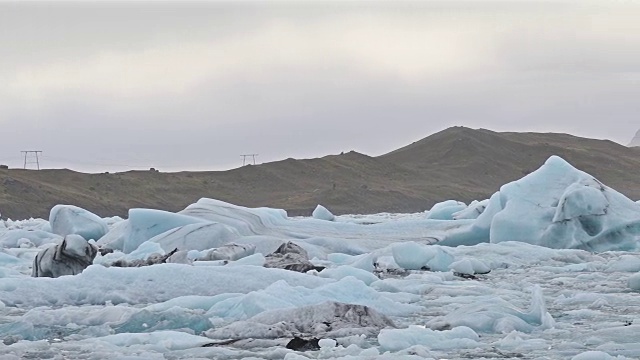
[{"xmin": 2, "ymin": 127, "xmax": 640, "ymax": 219}]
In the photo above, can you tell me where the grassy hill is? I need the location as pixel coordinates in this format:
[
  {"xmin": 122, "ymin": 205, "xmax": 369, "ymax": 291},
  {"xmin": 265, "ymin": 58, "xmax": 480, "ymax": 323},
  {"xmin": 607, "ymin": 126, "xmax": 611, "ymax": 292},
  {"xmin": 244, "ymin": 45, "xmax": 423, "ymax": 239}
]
[{"xmin": 2, "ymin": 127, "xmax": 639, "ymax": 219}]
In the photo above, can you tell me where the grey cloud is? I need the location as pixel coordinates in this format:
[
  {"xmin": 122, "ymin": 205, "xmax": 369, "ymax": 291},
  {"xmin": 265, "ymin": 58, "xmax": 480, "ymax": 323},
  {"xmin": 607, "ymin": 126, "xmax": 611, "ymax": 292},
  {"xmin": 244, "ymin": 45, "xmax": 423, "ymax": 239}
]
[{"xmin": 0, "ymin": 1, "xmax": 639, "ymax": 172}]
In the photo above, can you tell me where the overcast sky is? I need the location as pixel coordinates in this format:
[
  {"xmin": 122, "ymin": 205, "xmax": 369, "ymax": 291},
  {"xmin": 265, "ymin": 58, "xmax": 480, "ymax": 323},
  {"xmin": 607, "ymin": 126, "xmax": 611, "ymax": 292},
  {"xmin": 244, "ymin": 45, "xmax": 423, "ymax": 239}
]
[{"xmin": 1, "ymin": 1, "xmax": 639, "ymax": 172}]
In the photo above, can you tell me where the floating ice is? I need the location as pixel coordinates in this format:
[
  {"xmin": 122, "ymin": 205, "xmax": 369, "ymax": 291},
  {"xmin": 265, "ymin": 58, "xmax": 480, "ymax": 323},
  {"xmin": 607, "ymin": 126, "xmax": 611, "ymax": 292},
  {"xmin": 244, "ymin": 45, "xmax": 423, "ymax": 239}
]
[
  {"xmin": 463, "ymin": 156, "xmax": 640, "ymax": 251},
  {"xmin": 571, "ymin": 351, "xmax": 616, "ymax": 360},
  {"xmin": 392, "ymin": 242, "xmax": 454, "ymax": 271},
  {"xmin": 205, "ymin": 301, "xmax": 395, "ymax": 340},
  {"xmin": 449, "ymin": 258, "xmax": 491, "ymax": 275},
  {"xmin": 0, "ymin": 264, "xmax": 332, "ymax": 308},
  {"xmin": 0, "ymin": 229, "xmax": 60, "ymax": 248},
  {"xmin": 98, "ymin": 209, "xmax": 208, "ymax": 253},
  {"xmin": 378, "ymin": 325, "xmax": 480, "ymax": 352},
  {"xmin": 426, "ymin": 285, "xmax": 554, "ymax": 333},
  {"xmin": 312, "ymin": 204, "xmax": 336, "ymax": 221},
  {"xmin": 180, "ymin": 198, "xmax": 289, "ymax": 236},
  {"xmin": 197, "ymin": 243, "xmax": 256, "ymax": 261},
  {"xmin": 146, "ymin": 222, "xmax": 242, "ymax": 253},
  {"xmin": 453, "ymin": 199, "xmax": 489, "ymax": 220},
  {"xmin": 425, "ymin": 200, "xmax": 467, "ymax": 220},
  {"xmin": 628, "ymin": 273, "xmax": 640, "ymax": 291},
  {"xmin": 49, "ymin": 205, "xmax": 109, "ymax": 240},
  {"xmin": 83, "ymin": 330, "xmax": 213, "ymax": 351},
  {"xmin": 318, "ymin": 265, "xmax": 380, "ymax": 285},
  {"xmin": 206, "ymin": 276, "xmax": 420, "ymax": 323}
]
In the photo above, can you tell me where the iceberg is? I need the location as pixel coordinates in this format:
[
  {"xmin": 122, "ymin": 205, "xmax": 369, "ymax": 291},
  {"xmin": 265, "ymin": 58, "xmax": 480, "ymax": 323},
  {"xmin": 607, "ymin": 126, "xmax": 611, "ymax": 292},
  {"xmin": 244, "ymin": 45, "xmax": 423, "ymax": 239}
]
[
  {"xmin": 98, "ymin": 209, "xmax": 208, "ymax": 253},
  {"xmin": 146, "ymin": 222, "xmax": 242, "ymax": 252},
  {"xmin": 426, "ymin": 285, "xmax": 555, "ymax": 334},
  {"xmin": 180, "ymin": 198, "xmax": 289, "ymax": 236},
  {"xmin": 487, "ymin": 156, "xmax": 640, "ymax": 251},
  {"xmin": 205, "ymin": 301, "xmax": 395, "ymax": 340},
  {"xmin": 49, "ymin": 205, "xmax": 109, "ymax": 241},
  {"xmin": 0, "ymin": 229, "xmax": 61, "ymax": 248},
  {"xmin": 312, "ymin": 204, "xmax": 336, "ymax": 221},
  {"xmin": 425, "ymin": 200, "xmax": 467, "ymax": 220},
  {"xmin": 452, "ymin": 199, "xmax": 489, "ymax": 220},
  {"xmin": 439, "ymin": 156, "xmax": 640, "ymax": 251}
]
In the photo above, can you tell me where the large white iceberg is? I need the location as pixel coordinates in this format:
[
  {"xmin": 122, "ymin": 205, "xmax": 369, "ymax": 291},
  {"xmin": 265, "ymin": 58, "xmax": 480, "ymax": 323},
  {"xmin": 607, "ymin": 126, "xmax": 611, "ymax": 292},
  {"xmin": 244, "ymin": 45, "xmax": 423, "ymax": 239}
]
[
  {"xmin": 49, "ymin": 205, "xmax": 109, "ymax": 241},
  {"xmin": 312, "ymin": 204, "xmax": 336, "ymax": 221},
  {"xmin": 146, "ymin": 222, "xmax": 242, "ymax": 252},
  {"xmin": 487, "ymin": 156, "xmax": 640, "ymax": 251},
  {"xmin": 426, "ymin": 200, "xmax": 467, "ymax": 220},
  {"xmin": 98, "ymin": 209, "xmax": 209, "ymax": 253},
  {"xmin": 439, "ymin": 156, "xmax": 640, "ymax": 251}
]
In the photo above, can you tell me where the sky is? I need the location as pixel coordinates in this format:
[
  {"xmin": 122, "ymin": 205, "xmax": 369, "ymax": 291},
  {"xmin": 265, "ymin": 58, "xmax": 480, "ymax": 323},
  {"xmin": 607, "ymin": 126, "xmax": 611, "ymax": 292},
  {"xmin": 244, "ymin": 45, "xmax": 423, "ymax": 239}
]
[{"xmin": 1, "ymin": 1, "xmax": 639, "ymax": 173}]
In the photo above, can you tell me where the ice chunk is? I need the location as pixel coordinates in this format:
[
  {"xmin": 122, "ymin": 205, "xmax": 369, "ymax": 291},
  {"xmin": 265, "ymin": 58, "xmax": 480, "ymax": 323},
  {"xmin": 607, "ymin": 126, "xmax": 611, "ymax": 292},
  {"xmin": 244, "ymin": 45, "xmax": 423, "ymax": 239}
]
[
  {"xmin": 312, "ymin": 205, "xmax": 336, "ymax": 221},
  {"xmin": 426, "ymin": 200, "xmax": 467, "ymax": 220},
  {"xmin": 628, "ymin": 273, "xmax": 640, "ymax": 291},
  {"xmin": 31, "ymin": 235, "xmax": 97, "ymax": 278},
  {"xmin": 198, "ymin": 243, "xmax": 256, "ymax": 261},
  {"xmin": 180, "ymin": 198, "xmax": 289, "ymax": 236},
  {"xmin": 318, "ymin": 338, "xmax": 336, "ymax": 349},
  {"xmin": 85, "ymin": 330, "xmax": 213, "ymax": 351},
  {"xmin": 426, "ymin": 285, "xmax": 554, "ymax": 333},
  {"xmin": 318, "ymin": 265, "xmax": 380, "ymax": 285},
  {"xmin": 206, "ymin": 301, "xmax": 395, "ymax": 340},
  {"xmin": 485, "ymin": 156, "xmax": 640, "ymax": 251},
  {"xmin": 206, "ymin": 276, "xmax": 420, "ymax": 322},
  {"xmin": 264, "ymin": 242, "xmax": 321, "ymax": 273},
  {"xmin": 0, "ymin": 229, "xmax": 61, "ymax": 248},
  {"xmin": 227, "ymin": 253, "xmax": 266, "ymax": 266},
  {"xmin": 2, "ymin": 264, "xmax": 332, "ymax": 307},
  {"xmin": 571, "ymin": 351, "xmax": 616, "ymax": 360},
  {"xmin": 127, "ymin": 241, "xmax": 166, "ymax": 260},
  {"xmin": 392, "ymin": 242, "xmax": 433, "ymax": 270},
  {"xmin": 378, "ymin": 325, "xmax": 479, "ymax": 352},
  {"xmin": 61, "ymin": 234, "xmax": 94, "ymax": 259},
  {"xmin": 605, "ymin": 255, "xmax": 640, "ymax": 272},
  {"xmin": 392, "ymin": 242, "xmax": 454, "ymax": 271},
  {"xmin": 95, "ymin": 219, "xmax": 129, "ymax": 250},
  {"xmin": 49, "ymin": 205, "xmax": 109, "ymax": 241},
  {"xmin": 552, "ymin": 183, "xmax": 609, "ymax": 222},
  {"xmin": 99, "ymin": 209, "xmax": 208, "ymax": 253},
  {"xmin": 453, "ymin": 199, "xmax": 489, "ymax": 220},
  {"xmin": 449, "ymin": 258, "xmax": 491, "ymax": 275},
  {"xmin": 147, "ymin": 222, "xmax": 242, "ymax": 252}
]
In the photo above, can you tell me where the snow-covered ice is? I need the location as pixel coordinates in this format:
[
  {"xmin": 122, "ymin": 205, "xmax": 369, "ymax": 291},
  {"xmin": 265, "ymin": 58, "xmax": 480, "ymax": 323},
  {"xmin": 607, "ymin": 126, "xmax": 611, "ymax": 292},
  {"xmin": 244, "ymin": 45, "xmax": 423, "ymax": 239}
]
[{"xmin": 1, "ymin": 155, "xmax": 640, "ymax": 359}]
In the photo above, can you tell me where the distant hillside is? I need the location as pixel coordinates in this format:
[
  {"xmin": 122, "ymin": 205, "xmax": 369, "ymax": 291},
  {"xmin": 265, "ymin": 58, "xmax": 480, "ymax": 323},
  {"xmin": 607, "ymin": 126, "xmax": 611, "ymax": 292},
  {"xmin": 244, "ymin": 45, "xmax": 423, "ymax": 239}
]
[
  {"xmin": 2, "ymin": 127, "xmax": 640, "ymax": 219},
  {"xmin": 628, "ymin": 129, "xmax": 640, "ymax": 147}
]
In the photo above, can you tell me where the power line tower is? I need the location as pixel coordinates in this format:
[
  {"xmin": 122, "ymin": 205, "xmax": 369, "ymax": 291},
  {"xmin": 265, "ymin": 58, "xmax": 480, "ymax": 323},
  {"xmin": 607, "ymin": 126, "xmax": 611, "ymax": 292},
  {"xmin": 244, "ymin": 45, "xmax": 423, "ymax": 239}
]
[
  {"xmin": 240, "ymin": 154, "xmax": 258, "ymax": 166},
  {"xmin": 21, "ymin": 150, "xmax": 42, "ymax": 170}
]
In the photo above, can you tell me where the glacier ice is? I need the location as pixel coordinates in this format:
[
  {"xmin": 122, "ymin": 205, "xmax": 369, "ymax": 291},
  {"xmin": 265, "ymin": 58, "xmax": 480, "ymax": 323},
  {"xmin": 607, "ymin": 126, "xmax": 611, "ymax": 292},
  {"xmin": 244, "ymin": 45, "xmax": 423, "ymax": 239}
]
[
  {"xmin": 205, "ymin": 301, "xmax": 395, "ymax": 340},
  {"xmin": 487, "ymin": 156, "xmax": 640, "ymax": 251},
  {"xmin": 378, "ymin": 326, "xmax": 480, "ymax": 352},
  {"xmin": 426, "ymin": 200, "xmax": 467, "ymax": 220},
  {"xmin": 146, "ymin": 222, "xmax": 242, "ymax": 252},
  {"xmin": 197, "ymin": 243, "xmax": 256, "ymax": 261},
  {"xmin": 452, "ymin": 199, "xmax": 489, "ymax": 220},
  {"xmin": 392, "ymin": 242, "xmax": 454, "ymax": 272},
  {"xmin": 98, "ymin": 209, "xmax": 208, "ymax": 253},
  {"xmin": 437, "ymin": 156, "xmax": 640, "ymax": 251},
  {"xmin": 0, "ymin": 229, "xmax": 61, "ymax": 248},
  {"xmin": 312, "ymin": 204, "xmax": 336, "ymax": 221},
  {"xmin": 426, "ymin": 285, "xmax": 555, "ymax": 334},
  {"xmin": 49, "ymin": 205, "xmax": 109, "ymax": 241}
]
